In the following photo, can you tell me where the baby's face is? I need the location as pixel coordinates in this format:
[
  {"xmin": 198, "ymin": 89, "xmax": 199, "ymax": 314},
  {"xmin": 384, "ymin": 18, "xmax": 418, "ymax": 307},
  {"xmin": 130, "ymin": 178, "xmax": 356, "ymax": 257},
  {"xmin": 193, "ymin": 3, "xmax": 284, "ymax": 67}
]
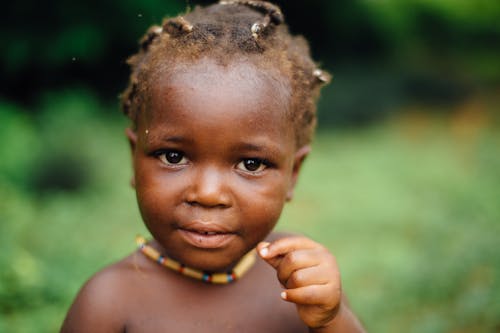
[{"xmin": 129, "ymin": 59, "xmax": 306, "ymax": 272}]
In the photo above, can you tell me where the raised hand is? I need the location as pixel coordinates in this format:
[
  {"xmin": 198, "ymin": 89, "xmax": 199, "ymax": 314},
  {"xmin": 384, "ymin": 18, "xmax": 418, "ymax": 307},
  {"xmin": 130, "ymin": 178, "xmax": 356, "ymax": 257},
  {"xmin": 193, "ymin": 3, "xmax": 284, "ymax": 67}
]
[
  {"xmin": 258, "ymin": 236, "xmax": 366, "ymax": 332},
  {"xmin": 257, "ymin": 236, "xmax": 341, "ymax": 329}
]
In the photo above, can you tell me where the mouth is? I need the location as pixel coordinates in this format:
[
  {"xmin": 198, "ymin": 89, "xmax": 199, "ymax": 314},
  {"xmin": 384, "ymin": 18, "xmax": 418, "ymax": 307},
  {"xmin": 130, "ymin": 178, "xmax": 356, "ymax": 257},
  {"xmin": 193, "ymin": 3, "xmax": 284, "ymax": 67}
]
[
  {"xmin": 177, "ymin": 221, "xmax": 237, "ymax": 249},
  {"xmin": 187, "ymin": 230, "xmax": 227, "ymax": 236}
]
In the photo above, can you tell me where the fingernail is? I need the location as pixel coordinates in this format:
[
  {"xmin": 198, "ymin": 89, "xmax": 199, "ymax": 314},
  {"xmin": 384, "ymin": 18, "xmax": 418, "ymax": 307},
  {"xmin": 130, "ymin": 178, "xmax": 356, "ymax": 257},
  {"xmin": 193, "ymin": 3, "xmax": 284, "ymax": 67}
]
[
  {"xmin": 280, "ymin": 291, "xmax": 287, "ymax": 300},
  {"xmin": 258, "ymin": 242, "xmax": 270, "ymax": 257}
]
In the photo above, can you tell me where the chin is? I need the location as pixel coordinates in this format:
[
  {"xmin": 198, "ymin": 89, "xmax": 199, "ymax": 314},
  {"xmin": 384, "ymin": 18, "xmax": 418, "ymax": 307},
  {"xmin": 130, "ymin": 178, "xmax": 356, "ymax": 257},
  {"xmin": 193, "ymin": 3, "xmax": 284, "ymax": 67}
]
[{"xmin": 184, "ymin": 247, "xmax": 247, "ymax": 273}]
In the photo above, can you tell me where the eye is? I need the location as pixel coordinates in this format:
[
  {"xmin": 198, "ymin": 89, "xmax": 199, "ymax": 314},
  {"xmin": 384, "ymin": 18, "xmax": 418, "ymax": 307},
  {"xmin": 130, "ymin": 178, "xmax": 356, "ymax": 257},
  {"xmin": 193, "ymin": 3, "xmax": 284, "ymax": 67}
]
[
  {"xmin": 237, "ymin": 158, "xmax": 267, "ymax": 173},
  {"xmin": 156, "ymin": 150, "xmax": 188, "ymax": 166}
]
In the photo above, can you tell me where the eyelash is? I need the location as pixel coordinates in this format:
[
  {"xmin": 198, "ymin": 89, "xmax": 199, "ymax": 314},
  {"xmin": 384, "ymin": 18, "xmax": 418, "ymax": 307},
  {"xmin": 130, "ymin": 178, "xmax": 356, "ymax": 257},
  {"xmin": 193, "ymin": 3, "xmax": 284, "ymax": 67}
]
[
  {"xmin": 152, "ymin": 150, "xmax": 272, "ymax": 173},
  {"xmin": 236, "ymin": 158, "xmax": 271, "ymax": 173},
  {"xmin": 153, "ymin": 150, "xmax": 188, "ymax": 166}
]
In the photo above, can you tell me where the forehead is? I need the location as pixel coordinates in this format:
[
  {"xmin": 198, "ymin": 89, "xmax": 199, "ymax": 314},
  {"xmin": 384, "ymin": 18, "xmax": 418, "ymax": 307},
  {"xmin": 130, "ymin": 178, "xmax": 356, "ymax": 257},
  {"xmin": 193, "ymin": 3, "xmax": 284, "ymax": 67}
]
[{"xmin": 146, "ymin": 58, "xmax": 291, "ymax": 125}]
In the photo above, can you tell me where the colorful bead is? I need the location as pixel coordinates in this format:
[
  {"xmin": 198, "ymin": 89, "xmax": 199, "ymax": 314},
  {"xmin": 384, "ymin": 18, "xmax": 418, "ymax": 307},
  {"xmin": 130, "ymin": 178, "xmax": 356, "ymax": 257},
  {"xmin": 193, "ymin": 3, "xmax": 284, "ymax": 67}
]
[{"xmin": 135, "ymin": 235, "xmax": 256, "ymax": 284}]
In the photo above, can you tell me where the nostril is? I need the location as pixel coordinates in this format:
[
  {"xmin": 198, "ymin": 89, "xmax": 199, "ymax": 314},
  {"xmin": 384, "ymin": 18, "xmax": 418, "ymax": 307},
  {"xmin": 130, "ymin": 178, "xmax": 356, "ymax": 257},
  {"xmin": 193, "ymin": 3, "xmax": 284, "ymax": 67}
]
[
  {"xmin": 184, "ymin": 167, "xmax": 233, "ymax": 208},
  {"xmin": 186, "ymin": 200, "xmax": 198, "ymax": 207},
  {"xmin": 185, "ymin": 199, "xmax": 229, "ymax": 209}
]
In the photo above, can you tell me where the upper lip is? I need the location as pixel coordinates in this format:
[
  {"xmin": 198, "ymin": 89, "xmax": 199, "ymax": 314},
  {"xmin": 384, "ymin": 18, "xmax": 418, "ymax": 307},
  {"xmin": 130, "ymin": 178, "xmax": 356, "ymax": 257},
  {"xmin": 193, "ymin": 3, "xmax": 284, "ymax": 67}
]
[{"xmin": 178, "ymin": 221, "xmax": 235, "ymax": 234}]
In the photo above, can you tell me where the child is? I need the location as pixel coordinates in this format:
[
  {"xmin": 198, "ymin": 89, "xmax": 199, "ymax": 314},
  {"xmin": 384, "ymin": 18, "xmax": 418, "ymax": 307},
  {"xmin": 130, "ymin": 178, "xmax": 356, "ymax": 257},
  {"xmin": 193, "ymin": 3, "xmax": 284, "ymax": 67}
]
[{"xmin": 61, "ymin": 1, "xmax": 365, "ymax": 332}]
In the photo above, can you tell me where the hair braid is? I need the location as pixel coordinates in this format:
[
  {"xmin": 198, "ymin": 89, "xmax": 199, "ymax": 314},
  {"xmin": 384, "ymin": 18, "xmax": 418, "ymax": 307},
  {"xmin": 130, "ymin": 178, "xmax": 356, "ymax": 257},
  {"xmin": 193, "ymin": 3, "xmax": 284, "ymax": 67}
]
[
  {"xmin": 139, "ymin": 25, "xmax": 163, "ymax": 51},
  {"xmin": 162, "ymin": 16, "xmax": 194, "ymax": 37},
  {"xmin": 219, "ymin": 0, "xmax": 283, "ymax": 39}
]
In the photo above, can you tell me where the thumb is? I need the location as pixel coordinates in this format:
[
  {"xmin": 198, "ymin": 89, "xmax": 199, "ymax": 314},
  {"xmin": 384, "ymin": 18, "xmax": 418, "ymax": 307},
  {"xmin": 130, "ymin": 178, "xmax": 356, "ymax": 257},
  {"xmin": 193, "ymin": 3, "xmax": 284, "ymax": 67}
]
[{"xmin": 257, "ymin": 241, "xmax": 283, "ymax": 269}]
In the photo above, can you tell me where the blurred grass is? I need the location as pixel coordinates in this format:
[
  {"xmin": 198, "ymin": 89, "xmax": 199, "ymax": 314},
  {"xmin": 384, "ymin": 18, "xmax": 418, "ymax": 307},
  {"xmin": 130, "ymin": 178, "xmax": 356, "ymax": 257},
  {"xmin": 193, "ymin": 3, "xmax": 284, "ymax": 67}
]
[{"xmin": 1, "ymin": 91, "xmax": 499, "ymax": 332}]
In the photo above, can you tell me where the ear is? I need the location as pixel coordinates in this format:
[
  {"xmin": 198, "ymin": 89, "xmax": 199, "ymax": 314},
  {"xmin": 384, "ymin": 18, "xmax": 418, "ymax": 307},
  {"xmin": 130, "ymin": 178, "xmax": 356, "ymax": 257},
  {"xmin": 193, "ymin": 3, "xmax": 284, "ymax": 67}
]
[
  {"xmin": 286, "ymin": 145, "xmax": 311, "ymax": 201},
  {"xmin": 125, "ymin": 127, "xmax": 138, "ymax": 188}
]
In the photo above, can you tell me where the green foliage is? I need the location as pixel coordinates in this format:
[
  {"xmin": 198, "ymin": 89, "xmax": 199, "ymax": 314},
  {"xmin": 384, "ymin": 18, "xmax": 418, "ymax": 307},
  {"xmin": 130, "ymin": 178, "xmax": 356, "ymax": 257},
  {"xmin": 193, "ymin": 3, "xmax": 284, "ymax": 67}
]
[
  {"xmin": 359, "ymin": 0, "xmax": 500, "ymax": 79},
  {"xmin": 2, "ymin": 0, "xmax": 185, "ymax": 72},
  {"xmin": 1, "ymin": 92, "xmax": 499, "ymax": 332}
]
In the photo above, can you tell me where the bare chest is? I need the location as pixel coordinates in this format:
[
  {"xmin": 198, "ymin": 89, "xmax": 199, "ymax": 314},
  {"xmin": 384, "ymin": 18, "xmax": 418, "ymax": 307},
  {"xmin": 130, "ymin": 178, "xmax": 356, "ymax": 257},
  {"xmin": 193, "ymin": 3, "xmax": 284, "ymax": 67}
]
[
  {"xmin": 124, "ymin": 299, "xmax": 306, "ymax": 333},
  {"xmin": 123, "ymin": 262, "xmax": 307, "ymax": 332}
]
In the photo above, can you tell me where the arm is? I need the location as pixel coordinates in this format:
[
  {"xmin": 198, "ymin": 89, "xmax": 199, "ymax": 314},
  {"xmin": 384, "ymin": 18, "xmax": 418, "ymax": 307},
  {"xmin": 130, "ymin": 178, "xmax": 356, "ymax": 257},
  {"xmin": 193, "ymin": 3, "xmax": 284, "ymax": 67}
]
[
  {"xmin": 309, "ymin": 294, "xmax": 366, "ymax": 333},
  {"xmin": 257, "ymin": 237, "xmax": 366, "ymax": 333}
]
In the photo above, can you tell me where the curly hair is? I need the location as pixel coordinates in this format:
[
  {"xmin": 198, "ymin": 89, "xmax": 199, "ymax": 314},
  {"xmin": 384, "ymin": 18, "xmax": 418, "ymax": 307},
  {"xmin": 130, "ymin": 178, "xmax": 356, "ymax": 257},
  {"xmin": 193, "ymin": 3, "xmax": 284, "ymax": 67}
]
[{"xmin": 121, "ymin": 0, "xmax": 330, "ymax": 148}]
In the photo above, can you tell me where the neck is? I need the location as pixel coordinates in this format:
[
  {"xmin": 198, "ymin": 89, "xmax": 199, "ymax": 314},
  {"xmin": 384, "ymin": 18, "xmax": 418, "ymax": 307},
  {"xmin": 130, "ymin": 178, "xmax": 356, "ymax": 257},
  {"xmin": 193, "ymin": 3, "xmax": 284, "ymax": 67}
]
[{"xmin": 135, "ymin": 235, "xmax": 256, "ymax": 284}]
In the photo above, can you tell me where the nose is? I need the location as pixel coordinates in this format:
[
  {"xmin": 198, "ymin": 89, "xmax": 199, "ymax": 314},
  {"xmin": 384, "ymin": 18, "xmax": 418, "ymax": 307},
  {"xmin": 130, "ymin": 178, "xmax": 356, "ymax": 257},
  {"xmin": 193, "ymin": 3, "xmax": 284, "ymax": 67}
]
[{"xmin": 185, "ymin": 166, "xmax": 232, "ymax": 208}]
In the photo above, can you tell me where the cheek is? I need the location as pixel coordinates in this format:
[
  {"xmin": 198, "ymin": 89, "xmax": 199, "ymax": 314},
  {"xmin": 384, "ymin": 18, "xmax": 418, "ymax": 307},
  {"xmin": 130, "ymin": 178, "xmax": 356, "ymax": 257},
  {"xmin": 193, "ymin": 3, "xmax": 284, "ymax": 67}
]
[
  {"xmin": 237, "ymin": 176, "xmax": 289, "ymax": 230},
  {"xmin": 242, "ymin": 197, "xmax": 285, "ymax": 243},
  {"xmin": 135, "ymin": 186, "xmax": 163, "ymax": 225},
  {"xmin": 134, "ymin": 164, "xmax": 179, "ymax": 220}
]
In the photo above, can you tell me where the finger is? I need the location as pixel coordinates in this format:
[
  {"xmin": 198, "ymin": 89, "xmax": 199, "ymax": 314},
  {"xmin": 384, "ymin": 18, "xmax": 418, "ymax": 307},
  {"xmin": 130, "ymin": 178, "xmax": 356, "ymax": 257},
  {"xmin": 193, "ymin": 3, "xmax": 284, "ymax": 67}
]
[
  {"xmin": 281, "ymin": 284, "xmax": 341, "ymax": 307},
  {"xmin": 258, "ymin": 237, "xmax": 319, "ymax": 269},
  {"xmin": 275, "ymin": 249, "xmax": 323, "ymax": 286},
  {"xmin": 257, "ymin": 241, "xmax": 281, "ymax": 268},
  {"xmin": 283, "ymin": 265, "xmax": 330, "ymax": 289}
]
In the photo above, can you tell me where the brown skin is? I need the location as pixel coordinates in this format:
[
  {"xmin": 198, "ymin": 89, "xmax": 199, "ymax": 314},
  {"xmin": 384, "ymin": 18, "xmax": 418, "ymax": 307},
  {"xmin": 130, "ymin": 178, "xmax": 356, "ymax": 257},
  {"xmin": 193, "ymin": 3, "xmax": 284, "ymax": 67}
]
[{"xmin": 61, "ymin": 59, "xmax": 365, "ymax": 332}]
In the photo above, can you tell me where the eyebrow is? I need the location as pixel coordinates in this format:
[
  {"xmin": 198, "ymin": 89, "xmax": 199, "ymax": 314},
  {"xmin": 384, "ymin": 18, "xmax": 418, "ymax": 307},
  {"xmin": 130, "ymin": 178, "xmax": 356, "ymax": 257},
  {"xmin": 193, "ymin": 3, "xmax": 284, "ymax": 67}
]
[
  {"xmin": 236, "ymin": 143, "xmax": 266, "ymax": 151},
  {"xmin": 143, "ymin": 134, "xmax": 193, "ymax": 148},
  {"xmin": 160, "ymin": 136, "xmax": 191, "ymax": 143},
  {"xmin": 233, "ymin": 142, "xmax": 285, "ymax": 158},
  {"xmin": 149, "ymin": 135, "xmax": 285, "ymax": 157},
  {"xmin": 156, "ymin": 136, "xmax": 278, "ymax": 150}
]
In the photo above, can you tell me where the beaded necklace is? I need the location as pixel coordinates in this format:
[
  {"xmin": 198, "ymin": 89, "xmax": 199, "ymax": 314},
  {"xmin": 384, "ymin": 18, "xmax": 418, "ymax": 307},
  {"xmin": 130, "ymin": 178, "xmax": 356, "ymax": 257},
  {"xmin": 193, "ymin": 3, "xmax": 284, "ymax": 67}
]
[{"xmin": 135, "ymin": 235, "xmax": 256, "ymax": 284}]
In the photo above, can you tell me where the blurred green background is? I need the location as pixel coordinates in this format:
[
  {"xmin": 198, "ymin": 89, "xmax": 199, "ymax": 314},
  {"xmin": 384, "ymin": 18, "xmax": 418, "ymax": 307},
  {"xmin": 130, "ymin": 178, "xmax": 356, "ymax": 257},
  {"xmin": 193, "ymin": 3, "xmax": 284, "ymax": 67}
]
[{"xmin": 1, "ymin": 0, "xmax": 499, "ymax": 332}]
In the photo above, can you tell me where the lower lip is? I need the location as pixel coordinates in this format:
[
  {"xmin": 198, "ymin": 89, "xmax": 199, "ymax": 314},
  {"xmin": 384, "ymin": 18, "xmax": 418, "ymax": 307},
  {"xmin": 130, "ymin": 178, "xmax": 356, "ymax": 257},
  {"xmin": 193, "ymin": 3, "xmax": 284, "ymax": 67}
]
[{"xmin": 178, "ymin": 229, "xmax": 236, "ymax": 249}]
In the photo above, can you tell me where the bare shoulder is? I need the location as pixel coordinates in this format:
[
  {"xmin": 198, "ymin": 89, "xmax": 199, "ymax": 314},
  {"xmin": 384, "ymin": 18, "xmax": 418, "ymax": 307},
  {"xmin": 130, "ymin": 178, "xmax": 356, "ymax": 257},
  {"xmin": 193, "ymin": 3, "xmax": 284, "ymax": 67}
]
[{"xmin": 60, "ymin": 253, "xmax": 143, "ymax": 333}]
